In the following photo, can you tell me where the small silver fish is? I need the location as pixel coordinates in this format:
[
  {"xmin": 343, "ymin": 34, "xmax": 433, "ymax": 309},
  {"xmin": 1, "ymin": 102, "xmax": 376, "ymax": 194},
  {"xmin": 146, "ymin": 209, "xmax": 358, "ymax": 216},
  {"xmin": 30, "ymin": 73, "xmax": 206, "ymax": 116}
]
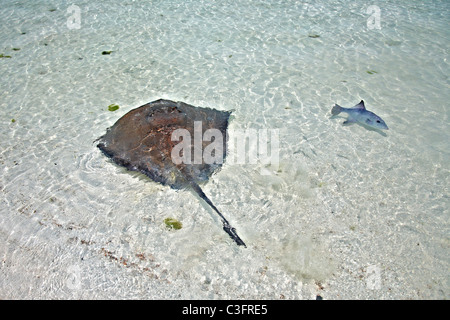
[{"xmin": 331, "ymin": 100, "xmax": 388, "ymax": 130}]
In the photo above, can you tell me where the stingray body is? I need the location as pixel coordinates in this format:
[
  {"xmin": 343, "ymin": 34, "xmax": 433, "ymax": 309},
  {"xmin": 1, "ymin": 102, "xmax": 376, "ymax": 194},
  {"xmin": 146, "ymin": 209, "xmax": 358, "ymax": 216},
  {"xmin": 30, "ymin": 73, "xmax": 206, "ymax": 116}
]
[{"xmin": 97, "ymin": 99, "xmax": 245, "ymax": 247}]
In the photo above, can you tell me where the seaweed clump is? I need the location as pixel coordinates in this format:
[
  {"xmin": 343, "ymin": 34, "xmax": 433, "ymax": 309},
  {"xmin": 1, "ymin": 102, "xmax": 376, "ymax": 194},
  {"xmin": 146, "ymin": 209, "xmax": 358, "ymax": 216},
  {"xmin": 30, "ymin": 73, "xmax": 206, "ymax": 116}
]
[
  {"xmin": 164, "ymin": 218, "xmax": 182, "ymax": 230},
  {"xmin": 108, "ymin": 104, "xmax": 119, "ymax": 112}
]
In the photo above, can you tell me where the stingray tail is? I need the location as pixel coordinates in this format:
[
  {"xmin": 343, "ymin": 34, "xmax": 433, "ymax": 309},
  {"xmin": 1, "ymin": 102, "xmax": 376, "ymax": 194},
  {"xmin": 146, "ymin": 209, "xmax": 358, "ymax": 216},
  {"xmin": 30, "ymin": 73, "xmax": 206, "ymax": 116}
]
[{"xmin": 190, "ymin": 181, "xmax": 246, "ymax": 247}]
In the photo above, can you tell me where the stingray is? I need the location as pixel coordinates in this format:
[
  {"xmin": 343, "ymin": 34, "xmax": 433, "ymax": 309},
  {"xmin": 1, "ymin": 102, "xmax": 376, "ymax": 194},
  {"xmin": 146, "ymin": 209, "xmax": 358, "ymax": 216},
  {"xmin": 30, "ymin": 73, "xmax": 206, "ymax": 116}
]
[{"xmin": 97, "ymin": 99, "xmax": 246, "ymax": 247}]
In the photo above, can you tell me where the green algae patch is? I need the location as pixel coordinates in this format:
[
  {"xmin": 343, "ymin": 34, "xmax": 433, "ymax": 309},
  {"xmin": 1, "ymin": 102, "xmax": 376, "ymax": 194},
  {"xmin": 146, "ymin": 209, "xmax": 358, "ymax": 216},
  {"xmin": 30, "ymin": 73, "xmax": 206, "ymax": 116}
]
[
  {"xmin": 0, "ymin": 54, "xmax": 12, "ymax": 58},
  {"xmin": 102, "ymin": 51, "xmax": 113, "ymax": 55},
  {"xmin": 366, "ymin": 70, "xmax": 378, "ymax": 75},
  {"xmin": 108, "ymin": 104, "xmax": 120, "ymax": 112},
  {"xmin": 164, "ymin": 218, "xmax": 182, "ymax": 230}
]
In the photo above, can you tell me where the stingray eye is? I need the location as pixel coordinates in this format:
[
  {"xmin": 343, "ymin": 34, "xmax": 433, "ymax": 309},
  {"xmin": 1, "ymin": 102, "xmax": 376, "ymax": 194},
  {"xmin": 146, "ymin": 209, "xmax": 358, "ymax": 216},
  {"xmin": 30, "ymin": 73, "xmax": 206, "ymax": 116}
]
[{"xmin": 376, "ymin": 120, "xmax": 381, "ymax": 123}]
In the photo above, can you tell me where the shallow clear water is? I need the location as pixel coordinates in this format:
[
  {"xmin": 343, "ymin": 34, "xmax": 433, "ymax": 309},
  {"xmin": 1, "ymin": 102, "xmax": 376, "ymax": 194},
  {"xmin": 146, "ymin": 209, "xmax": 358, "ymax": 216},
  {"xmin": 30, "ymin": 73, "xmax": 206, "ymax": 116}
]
[{"xmin": 0, "ymin": 0, "xmax": 448, "ymax": 299}]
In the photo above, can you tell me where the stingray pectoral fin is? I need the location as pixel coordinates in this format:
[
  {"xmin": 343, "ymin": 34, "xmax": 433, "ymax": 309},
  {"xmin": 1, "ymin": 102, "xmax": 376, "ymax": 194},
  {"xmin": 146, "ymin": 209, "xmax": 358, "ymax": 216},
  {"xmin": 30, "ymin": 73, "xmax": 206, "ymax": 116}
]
[{"xmin": 190, "ymin": 181, "xmax": 246, "ymax": 247}]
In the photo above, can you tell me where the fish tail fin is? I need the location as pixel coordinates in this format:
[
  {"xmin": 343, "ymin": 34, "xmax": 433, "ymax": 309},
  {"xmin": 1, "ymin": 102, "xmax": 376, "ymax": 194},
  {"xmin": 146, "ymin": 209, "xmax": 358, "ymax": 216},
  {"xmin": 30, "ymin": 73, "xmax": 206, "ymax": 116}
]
[
  {"xmin": 331, "ymin": 104, "xmax": 342, "ymax": 116},
  {"xmin": 190, "ymin": 181, "xmax": 246, "ymax": 247}
]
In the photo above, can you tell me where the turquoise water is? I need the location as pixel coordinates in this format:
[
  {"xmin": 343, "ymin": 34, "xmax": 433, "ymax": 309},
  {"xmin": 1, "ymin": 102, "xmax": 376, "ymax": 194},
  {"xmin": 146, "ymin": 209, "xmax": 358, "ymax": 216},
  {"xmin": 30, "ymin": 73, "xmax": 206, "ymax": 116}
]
[{"xmin": 0, "ymin": 0, "xmax": 448, "ymax": 299}]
